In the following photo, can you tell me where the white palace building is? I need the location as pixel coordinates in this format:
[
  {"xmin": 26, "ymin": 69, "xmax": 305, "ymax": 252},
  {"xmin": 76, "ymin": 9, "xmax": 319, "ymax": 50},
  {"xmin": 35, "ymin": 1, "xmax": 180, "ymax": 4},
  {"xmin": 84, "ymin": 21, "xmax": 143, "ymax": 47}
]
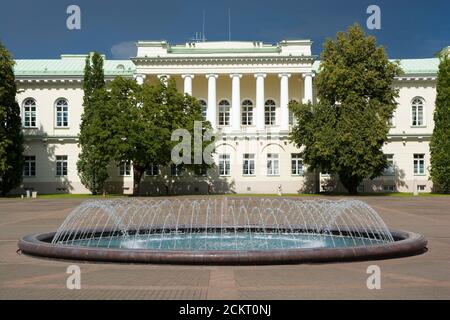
[{"xmin": 13, "ymin": 39, "xmax": 442, "ymax": 195}]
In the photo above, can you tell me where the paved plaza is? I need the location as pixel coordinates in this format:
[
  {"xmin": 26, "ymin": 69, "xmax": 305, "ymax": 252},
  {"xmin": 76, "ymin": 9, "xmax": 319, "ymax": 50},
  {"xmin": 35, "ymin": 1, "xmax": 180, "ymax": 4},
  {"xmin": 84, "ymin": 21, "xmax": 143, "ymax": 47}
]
[{"xmin": 0, "ymin": 196, "xmax": 449, "ymax": 300}]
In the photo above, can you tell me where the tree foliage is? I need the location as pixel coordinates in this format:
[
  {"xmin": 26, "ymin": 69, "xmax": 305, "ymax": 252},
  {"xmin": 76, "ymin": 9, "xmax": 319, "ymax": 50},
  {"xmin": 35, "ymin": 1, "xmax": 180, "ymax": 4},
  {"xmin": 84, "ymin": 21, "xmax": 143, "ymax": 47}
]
[
  {"xmin": 289, "ymin": 24, "xmax": 402, "ymax": 194},
  {"xmin": 0, "ymin": 41, "xmax": 24, "ymax": 196},
  {"xmin": 77, "ymin": 52, "xmax": 110, "ymax": 195},
  {"xmin": 108, "ymin": 77, "xmax": 211, "ymax": 195},
  {"xmin": 430, "ymin": 51, "xmax": 450, "ymax": 193}
]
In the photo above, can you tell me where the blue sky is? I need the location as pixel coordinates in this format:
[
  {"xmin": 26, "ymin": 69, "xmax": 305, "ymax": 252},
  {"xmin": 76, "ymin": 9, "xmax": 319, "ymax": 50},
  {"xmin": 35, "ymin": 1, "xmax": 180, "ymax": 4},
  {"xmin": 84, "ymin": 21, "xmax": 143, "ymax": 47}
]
[{"xmin": 1, "ymin": 0, "xmax": 449, "ymax": 60}]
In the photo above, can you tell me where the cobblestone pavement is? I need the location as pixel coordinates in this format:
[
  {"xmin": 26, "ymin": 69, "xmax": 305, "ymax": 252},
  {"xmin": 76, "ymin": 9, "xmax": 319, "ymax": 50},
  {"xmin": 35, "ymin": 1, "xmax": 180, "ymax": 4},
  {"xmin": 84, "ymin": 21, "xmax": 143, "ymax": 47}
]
[{"xmin": 1, "ymin": 196, "xmax": 449, "ymax": 300}]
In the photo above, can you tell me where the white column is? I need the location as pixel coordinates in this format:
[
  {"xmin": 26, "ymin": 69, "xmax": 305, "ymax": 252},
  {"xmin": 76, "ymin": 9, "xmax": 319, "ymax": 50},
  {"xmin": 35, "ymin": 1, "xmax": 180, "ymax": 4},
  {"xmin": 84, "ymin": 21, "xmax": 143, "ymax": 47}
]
[
  {"xmin": 134, "ymin": 74, "xmax": 145, "ymax": 85},
  {"xmin": 255, "ymin": 74, "xmax": 266, "ymax": 131},
  {"xmin": 279, "ymin": 73, "xmax": 291, "ymax": 130},
  {"xmin": 206, "ymin": 74, "xmax": 218, "ymax": 129},
  {"xmin": 230, "ymin": 74, "xmax": 242, "ymax": 131},
  {"xmin": 182, "ymin": 74, "xmax": 194, "ymax": 95},
  {"xmin": 302, "ymin": 73, "xmax": 314, "ymax": 103}
]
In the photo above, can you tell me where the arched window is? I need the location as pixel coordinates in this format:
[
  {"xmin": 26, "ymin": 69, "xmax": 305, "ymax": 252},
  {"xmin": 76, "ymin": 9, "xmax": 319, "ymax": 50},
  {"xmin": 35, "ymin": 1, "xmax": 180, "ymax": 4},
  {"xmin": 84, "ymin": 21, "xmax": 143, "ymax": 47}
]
[
  {"xmin": 199, "ymin": 99, "xmax": 207, "ymax": 121},
  {"xmin": 242, "ymin": 99, "xmax": 253, "ymax": 126},
  {"xmin": 265, "ymin": 99, "xmax": 276, "ymax": 126},
  {"xmin": 23, "ymin": 99, "xmax": 36, "ymax": 128},
  {"xmin": 55, "ymin": 99, "xmax": 69, "ymax": 127},
  {"xmin": 411, "ymin": 97, "xmax": 424, "ymax": 126},
  {"xmin": 218, "ymin": 100, "xmax": 230, "ymax": 126}
]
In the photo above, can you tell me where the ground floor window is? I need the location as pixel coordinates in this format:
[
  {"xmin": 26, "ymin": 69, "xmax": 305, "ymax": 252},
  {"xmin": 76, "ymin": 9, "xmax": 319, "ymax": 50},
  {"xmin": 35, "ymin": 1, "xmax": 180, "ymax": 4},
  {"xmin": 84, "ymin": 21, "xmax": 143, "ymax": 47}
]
[
  {"xmin": 171, "ymin": 164, "xmax": 183, "ymax": 177},
  {"xmin": 413, "ymin": 154, "xmax": 425, "ymax": 175},
  {"xmin": 267, "ymin": 153, "xmax": 279, "ymax": 176},
  {"xmin": 417, "ymin": 185, "xmax": 426, "ymax": 192},
  {"xmin": 383, "ymin": 154, "xmax": 395, "ymax": 176},
  {"xmin": 56, "ymin": 156, "xmax": 68, "ymax": 177},
  {"xmin": 219, "ymin": 154, "xmax": 231, "ymax": 176},
  {"xmin": 23, "ymin": 156, "xmax": 36, "ymax": 177},
  {"xmin": 119, "ymin": 161, "xmax": 131, "ymax": 177},
  {"xmin": 146, "ymin": 164, "xmax": 159, "ymax": 177},
  {"xmin": 194, "ymin": 166, "xmax": 207, "ymax": 176},
  {"xmin": 291, "ymin": 154, "xmax": 304, "ymax": 176},
  {"xmin": 243, "ymin": 154, "xmax": 255, "ymax": 176},
  {"xmin": 383, "ymin": 185, "xmax": 395, "ymax": 192}
]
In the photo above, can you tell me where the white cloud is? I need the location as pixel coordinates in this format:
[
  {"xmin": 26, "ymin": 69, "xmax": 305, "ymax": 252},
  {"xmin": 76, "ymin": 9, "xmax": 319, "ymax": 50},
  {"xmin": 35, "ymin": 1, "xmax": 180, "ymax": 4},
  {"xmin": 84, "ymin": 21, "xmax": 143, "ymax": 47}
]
[{"xmin": 111, "ymin": 41, "xmax": 137, "ymax": 59}]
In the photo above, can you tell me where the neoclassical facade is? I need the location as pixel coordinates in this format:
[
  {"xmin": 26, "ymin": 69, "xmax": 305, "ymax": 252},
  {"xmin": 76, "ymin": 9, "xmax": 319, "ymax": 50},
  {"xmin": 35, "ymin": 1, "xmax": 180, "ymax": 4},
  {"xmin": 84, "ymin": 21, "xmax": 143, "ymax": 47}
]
[{"xmin": 13, "ymin": 40, "xmax": 441, "ymax": 194}]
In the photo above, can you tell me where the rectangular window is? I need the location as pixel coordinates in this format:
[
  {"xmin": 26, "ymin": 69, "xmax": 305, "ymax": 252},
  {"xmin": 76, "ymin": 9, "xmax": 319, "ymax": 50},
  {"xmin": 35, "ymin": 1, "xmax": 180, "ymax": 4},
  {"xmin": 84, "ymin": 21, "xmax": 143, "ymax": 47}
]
[
  {"xmin": 219, "ymin": 102, "xmax": 230, "ymax": 126},
  {"xmin": 242, "ymin": 106, "xmax": 253, "ymax": 126},
  {"xmin": 171, "ymin": 164, "xmax": 183, "ymax": 177},
  {"xmin": 146, "ymin": 164, "xmax": 159, "ymax": 177},
  {"xmin": 267, "ymin": 153, "xmax": 279, "ymax": 176},
  {"xmin": 243, "ymin": 154, "xmax": 255, "ymax": 176},
  {"xmin": 383, "ymin": 185, "xmax": 395, "ymax": 192},
  {"xmin": 56, "ymin": 156, "xmax": 68, "ymax": 177},
  {"xmin": 119, "ymin": 161, "xmax": 131, "ymax": 176},
  {"xmin": 219, "ymin": 154, "xmax": 231, "ymax": 176},
  {"xmin": 413, "ymin": 154, "xmax": 425, "ymax": 175},
  {"xmin": 23, "ymin": 156, "xmax": 36, "ymax": 177},
  {"xmin": 417, "ymin": 185, "xmax": 426, "ymax": 192},
  {"xmin": 56, "ymin": 104, "xmax": 69, "ymax": 127},
  {"xmin": 289, "ymin": 109, "xmax": 295, "ymax": 126},
  {"xmin": 412, "ymin": 106, "xmax": 424, "ymax": 126},
  {"xmin": 24, "ymin": 105, "xmax": 36, "ymax": 127},
  {"xmin": 265, "ymin": 105, "xmax": 276, "ymax": 126},
  {"xmin": 383, "ymin": 154, "xmax": 395, "ymax": 176},
  {"xmin": 291, "ymin": 154, "xmax": 304, "ymax": 176}
]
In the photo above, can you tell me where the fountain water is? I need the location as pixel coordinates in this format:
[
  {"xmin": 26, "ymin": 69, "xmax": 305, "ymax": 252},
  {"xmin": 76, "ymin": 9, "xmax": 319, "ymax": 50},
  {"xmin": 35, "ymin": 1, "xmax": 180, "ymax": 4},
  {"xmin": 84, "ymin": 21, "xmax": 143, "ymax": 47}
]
[
  {"xmin": 19, "ymin": 198, "xmax": 427, "ymax": 264},
  {"xmin": 51, "ymin": 198, "xmax": 394, "ymax": 250}
]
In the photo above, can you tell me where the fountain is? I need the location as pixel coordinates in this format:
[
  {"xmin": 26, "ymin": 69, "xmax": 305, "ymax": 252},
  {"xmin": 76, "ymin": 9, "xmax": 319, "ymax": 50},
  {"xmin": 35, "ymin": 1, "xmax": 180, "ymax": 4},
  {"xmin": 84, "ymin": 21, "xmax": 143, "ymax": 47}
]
[{"xmin": 18, "ymin": 198, "xmax": 427, "ymax": 265}]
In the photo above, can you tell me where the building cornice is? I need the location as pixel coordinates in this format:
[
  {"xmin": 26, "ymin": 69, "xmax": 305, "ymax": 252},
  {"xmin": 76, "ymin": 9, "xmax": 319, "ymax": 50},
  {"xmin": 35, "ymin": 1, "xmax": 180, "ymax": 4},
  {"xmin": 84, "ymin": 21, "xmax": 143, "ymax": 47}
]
[
  {"xmin": 132, "ymin": 55, "xmax": 317, "ymax": 66},
  {"xmin": 15, "ymin": 75, "xmax": 132, "ymax": 84},
  {"xmin": 395, "ymin": 75, "xmax": 437, "ymax": 81},
  {"xmin": 24, "ymin": 134, "xmax": 79, "ymax": 142}
]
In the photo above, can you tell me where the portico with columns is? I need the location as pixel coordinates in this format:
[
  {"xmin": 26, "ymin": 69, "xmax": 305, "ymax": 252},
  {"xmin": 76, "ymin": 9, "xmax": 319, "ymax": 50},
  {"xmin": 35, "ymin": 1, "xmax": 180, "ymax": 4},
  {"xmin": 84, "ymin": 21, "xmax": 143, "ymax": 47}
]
[{"xmin": 132, "ymin": 40, "xmax": 315, "ymax": 133}]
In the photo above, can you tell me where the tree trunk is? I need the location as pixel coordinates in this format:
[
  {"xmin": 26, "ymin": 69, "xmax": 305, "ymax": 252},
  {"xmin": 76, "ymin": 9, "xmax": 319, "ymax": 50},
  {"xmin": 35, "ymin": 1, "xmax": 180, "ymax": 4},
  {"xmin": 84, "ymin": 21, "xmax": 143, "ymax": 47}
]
[
  {"xmin": 133, "ymin": 166, "xmax": 145, "ymax": 196},
  {"xmin": 347, "ymin": 183, "xmax": 358, "ymax": 195},
  {"xmin": 340, "ymin": 174, "xmax": 360, "ymax": 195}
]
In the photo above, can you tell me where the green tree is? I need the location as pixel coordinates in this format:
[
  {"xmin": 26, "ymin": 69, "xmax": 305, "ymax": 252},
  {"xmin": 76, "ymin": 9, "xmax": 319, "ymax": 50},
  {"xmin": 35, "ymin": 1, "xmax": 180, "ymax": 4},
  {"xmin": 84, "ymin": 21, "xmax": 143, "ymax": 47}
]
[
  {"xmin": 109, "ymin": 77, "xmax": 211, "ymax": 195},
  {"xmin": 0, "ymin": 41, "xmax": 24, "ymax": 196},
  {"xmin": 289, "ymin": 24, "xmax": 402, "ymax": 194},
  {"xmin": 77, "ymin": 52, "xmax": 110, "ymax": 195},
  {"xmin": 430, "ymin": 50, "xmax": 450, "ymax": 193}
]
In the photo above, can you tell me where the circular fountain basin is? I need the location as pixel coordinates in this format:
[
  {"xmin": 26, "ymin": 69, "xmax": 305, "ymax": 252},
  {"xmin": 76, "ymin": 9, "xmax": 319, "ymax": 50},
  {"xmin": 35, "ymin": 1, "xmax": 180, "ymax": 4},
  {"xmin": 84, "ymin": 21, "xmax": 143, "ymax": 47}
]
[
  {"xmin": 18, "ymin": 199, "xmax": 427, "ymax": 265},
  {"xmin": 19, "ymin": 227, "xmax": 426, "ymax": 265}
]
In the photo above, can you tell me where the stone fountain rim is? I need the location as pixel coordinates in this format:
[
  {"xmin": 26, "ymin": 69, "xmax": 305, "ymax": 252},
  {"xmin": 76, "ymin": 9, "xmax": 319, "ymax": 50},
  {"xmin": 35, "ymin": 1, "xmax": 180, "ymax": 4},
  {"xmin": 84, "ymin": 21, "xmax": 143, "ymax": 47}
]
[{"xmin": 18, "ymin": 227, "xmax": 427, "ymax": 265}]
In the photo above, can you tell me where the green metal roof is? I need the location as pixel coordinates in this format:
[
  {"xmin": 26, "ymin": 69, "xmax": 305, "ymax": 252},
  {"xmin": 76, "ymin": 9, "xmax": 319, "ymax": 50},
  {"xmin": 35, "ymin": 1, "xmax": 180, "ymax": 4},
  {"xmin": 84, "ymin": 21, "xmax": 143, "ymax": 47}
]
[
  {"xmin": 312, "ymin": 58, "xmax": 439, "ymax": 75},
  {"xmin": 13, "ymin": 53, "xmax": 439, "ymax": 77},
  {"xmin": 13, "ymin": 55, "xmax": 136, "ymax": 77}
]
